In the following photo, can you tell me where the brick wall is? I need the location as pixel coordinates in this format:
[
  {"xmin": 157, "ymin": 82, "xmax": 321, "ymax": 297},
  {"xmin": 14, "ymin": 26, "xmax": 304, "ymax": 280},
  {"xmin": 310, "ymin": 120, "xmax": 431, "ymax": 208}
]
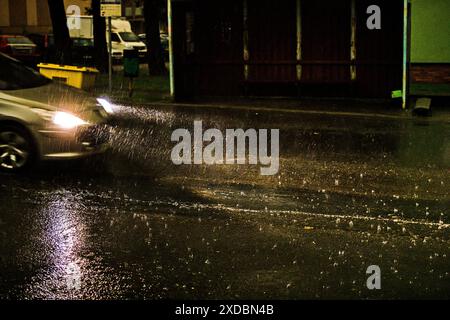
[{"xmin": 411, "ymin": 64, "xmax": 450, "ymax": 83}]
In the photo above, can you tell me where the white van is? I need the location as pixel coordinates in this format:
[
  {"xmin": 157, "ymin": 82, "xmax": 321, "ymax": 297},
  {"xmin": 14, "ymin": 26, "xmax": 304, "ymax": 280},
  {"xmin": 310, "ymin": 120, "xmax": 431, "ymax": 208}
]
[
  {"xmin": 67, "ymin": 16, "xmax": 147, "ymax": 60},
  {"xmin": 107, "ymin": 18, "xmax": 147, "ymax": 59}
]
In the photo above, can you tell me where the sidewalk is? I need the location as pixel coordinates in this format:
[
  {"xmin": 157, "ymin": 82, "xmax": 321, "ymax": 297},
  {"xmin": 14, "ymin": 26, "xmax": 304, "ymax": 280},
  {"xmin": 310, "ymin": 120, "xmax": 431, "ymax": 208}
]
[{"xmin": 155, "ymin": 97, "xmax": 450, "ymax": 123}]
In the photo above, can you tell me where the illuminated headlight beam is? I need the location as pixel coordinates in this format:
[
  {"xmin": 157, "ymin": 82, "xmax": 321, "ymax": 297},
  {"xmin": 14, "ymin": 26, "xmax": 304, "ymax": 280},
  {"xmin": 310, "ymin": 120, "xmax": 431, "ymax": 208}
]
[{"xmin": 97, "ymin": 98, "xmax": 115, "ymax": 114}]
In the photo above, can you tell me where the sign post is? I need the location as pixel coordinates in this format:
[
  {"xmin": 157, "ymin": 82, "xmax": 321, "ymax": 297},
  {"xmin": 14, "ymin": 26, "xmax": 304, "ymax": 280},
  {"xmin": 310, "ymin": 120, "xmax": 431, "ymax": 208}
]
[{"xmin": 100, "ymin": 0, "xmax": 122, "ymax": 93}]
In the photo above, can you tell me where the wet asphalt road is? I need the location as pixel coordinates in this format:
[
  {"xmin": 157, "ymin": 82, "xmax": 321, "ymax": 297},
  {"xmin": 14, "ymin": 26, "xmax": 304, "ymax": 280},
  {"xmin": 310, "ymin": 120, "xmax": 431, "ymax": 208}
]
[{"xmin": 0, "ymin": 103, "xmax": 449, "ymax": 299}]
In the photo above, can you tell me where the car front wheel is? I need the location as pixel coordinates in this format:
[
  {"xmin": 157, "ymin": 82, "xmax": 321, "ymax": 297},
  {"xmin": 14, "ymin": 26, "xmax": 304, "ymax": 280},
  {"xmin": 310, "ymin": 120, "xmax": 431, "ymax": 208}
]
[{"xmin": 0, "ymin": 126, "xmax": 35, "ymax": 172}]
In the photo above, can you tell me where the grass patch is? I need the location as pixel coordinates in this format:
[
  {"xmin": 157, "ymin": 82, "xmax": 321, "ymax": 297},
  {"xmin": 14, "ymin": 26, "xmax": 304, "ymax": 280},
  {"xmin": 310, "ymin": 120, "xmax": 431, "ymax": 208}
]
[{"xmin": 93, "ymin": 64, "xmax": 171, "ymax": 104}]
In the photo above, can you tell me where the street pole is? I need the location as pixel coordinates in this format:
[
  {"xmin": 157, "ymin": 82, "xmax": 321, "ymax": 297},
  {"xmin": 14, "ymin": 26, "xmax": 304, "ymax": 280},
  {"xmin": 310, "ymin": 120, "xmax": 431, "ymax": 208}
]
[
  {"xmin": 108, "ymin": 16, "xmax": 112, "ymax": 93},
  {"xmin": 167, "ymin": 0, "xmax": 174, "ymax": 97},
  {"xmin": 402, "ymin": 0, "xmax": 408, "ymax": 110}
]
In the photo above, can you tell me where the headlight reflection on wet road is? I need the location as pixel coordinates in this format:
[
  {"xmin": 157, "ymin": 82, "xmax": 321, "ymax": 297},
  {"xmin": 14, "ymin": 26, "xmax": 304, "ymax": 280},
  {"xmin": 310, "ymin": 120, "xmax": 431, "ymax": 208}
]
[{"xmin": 24, "ymin": 191, "xmax": 87, "ymax": 299}]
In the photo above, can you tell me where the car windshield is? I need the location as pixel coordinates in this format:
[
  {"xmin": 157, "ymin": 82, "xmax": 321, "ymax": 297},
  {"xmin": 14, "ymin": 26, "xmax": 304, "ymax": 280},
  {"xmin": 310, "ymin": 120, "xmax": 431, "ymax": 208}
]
[
  {"xmin": 6, "ymin": 36, "xmax": 34, "ymax": 45},
  {"xmin": 119, "ymin": 32, "xmax": 140, "ymax": 42},
  {"xmin": 0, "ymin": 53, "xmax": 51, "ymax": 90},
  {"xmin": 73, "ymin": 38, "xmax": 94, "ymax": 47}
]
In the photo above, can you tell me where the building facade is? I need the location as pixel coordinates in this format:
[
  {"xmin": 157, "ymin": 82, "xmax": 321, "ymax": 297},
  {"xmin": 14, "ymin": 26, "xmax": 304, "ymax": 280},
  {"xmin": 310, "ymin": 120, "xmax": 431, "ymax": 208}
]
[
  {"xmin": 0, "ymin": 0, "xmax": 151, "ymax": 35},
  {"xmin": 410, "ymin": 0, "xmax": 450, "ymax": 84},
  {"xmin": 168, "ymin": 0, "xmax": 450, "ymax": 102},
  {"xmin": 0, "ymin": 0, "xmax": 91, "ymax": 34}
]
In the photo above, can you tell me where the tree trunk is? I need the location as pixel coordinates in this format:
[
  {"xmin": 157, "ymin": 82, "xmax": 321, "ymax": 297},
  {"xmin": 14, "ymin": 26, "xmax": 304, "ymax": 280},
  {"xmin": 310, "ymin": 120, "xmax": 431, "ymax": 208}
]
[
  {"xmin": 47, "ymin": 0, "xmax": 72, "ymax": 64},
  {"xmin": 91, "ymin": 0, "xmax": 109, "ymax": 73},
  {"xmin": 144, "ymin": 0, "xmax": 166, "ymax": 76}
]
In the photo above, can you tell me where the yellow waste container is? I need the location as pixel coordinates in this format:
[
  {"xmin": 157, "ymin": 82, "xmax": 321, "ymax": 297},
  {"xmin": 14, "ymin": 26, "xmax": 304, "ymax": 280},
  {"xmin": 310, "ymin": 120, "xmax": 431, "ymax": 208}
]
[{"xmin": 37, "ymin": 63, "xmax": 99, "ymax": 90}]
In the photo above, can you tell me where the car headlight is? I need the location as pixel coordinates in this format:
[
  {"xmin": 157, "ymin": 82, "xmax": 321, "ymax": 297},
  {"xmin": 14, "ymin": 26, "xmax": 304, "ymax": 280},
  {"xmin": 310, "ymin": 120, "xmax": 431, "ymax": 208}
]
[
  {"xmin": 97, "ymin": 98, "xmax": 115, "ymax": 114},
  {"xmin": 53, "ymin": 112, "xmax": 88, "ymax": 129},
  {"xmin": 31, "ymin": 109, "xmax": 88, "ymax": 129}
]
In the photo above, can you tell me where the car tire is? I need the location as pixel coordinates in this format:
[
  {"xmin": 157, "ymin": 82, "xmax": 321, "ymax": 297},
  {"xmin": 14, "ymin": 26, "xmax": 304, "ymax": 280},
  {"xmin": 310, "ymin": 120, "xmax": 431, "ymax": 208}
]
[{"xmin": 0, "ymin": 125, "xmax": 37, "ymax": 173}]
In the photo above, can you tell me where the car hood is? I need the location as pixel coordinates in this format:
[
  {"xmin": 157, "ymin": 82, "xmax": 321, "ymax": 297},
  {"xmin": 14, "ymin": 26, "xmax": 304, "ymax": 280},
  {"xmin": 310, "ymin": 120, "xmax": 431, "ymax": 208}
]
[{"xmin": 0, "ymin": 82, "xmax": 107, "ymax": 123}]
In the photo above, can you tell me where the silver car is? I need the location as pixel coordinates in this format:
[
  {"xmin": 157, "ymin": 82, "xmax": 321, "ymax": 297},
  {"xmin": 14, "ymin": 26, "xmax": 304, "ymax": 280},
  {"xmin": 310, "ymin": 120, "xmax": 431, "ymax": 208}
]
[{"xmin": 0, "ymin": 53, "xmax": 112, "ymax": 172}]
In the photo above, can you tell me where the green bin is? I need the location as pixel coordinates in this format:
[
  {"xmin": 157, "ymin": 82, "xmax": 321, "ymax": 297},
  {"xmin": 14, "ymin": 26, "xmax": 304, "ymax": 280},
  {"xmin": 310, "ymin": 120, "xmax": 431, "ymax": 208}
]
[{"xmin": 123, "ymin": 49, "xmax": 139, "ymax": 78}]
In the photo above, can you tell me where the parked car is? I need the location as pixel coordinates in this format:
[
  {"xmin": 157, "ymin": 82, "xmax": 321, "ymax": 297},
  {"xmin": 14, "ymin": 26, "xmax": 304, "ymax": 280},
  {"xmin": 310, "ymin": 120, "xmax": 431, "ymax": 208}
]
[
  {"xmin": 71, "ymin": 37, "xmax": 95, "ymax": 67},
  {"xmin": 0, "ymin": 53, "xmax": 112, "ymax": 172},
  {"xmin": 138, "ymin": 32, "xmax": 169, "ymax": 61},
  {"xmin": 27, "ymin": 33, "xmax": 95, "ymax": 67},
  {"xmin": 26, "ymin": 33, "xmax": 56, "ymax": 64},
  {"xmin": 109, "ymin": 31, "xmax": 147, "ymax": 60},
  {"xmin": 0, "ymin": 35, "xmax": 40, "ymax": 67}
]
